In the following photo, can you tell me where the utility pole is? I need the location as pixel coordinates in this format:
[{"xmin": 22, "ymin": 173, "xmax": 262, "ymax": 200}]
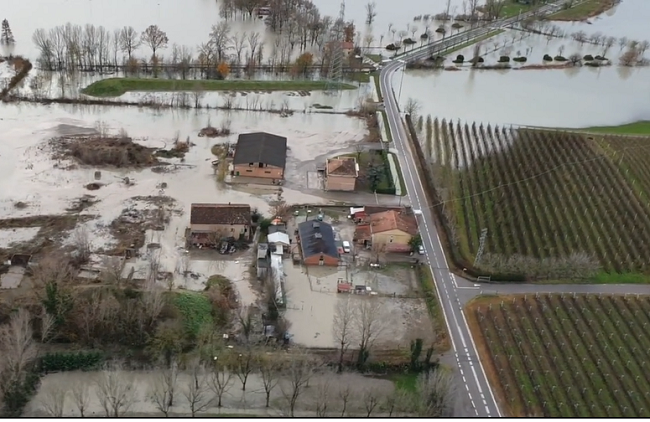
[{"xmin": 325, "ymin": 1, "xmax": 346, "ymax": 93}]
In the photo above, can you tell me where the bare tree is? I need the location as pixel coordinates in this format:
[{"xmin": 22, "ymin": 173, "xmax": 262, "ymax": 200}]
[
  {"xmin": 337, "ymin": 381, "xmax": 354, "ymax": 417},
  {"xmin": 39, "ymin": 383, "xmax": 68, "ymax": 417},
  {"xmin": 233, "ymin": 348, "xmax": 256, "ymax": 391},
  {"xmin": 313, "ymin": 372, "xmax": 334, "ymax": 417},
  {"xmin": 620, "ymin": 48, "xmax": 640, "ymax": 66},
  {"xmin": 119, "ymin": 26, "xmax": 141, "ymax": 59},
  {"xmin": 247, "ymin": 31, "xmax": 261, "ymax": 66},
  {"xmin": 209, "ymin": 22, "xmax": 232, "ymax": 63},
  {"xmin": 233, "ymin": 31, "xmax": 247, "ymax": 67},
  {"xmin": 362, "ymin": 386, "xmax": 384, "ymax": 416},
  {"xmin": 183, "ymin": 359, "xmax": 212, "ymax": 417},
  {"xmin": 150, "ymin": 361, "xmax": 179, "ymax": 416},
  {"xmin": 141, "ymin": 24, "xmax": 169, "ymax": 62},
  {"xmin": 365, "ymin": 2, "xmax": 377, "ymax": 25},
  {"xmin": 237, "ymin": 304, "xmax": 258, "ymax": 344},
  {"xmin": 191, "ymin": 85, "xmax": 205, "ymax": 108},
  {"xmin": 1, "ymin": 308, "xmax": 38, "ymax": 381},
  {"xmin": 404, "ymin": 97, "xmax": 421, "ymax": 118},
  {"xmin": 412, "ymin": 370, "xmax": 457, "ymax": 417},
  {"xmin": 70, "ymin": 376, "xmax": 91, "ymax": 417},
  {"xmin": 72, "ymin": 226, "xmax": 92, "ymax": 264},
  {"xmin": 258, "ymin": 352, "xmax": 283, "ymax": 408},
  {"xmin": 639, "ymin": 40, "xmax": 650, "ymax": 56},
  {"xmin": 208, "ymin": 353, "xmax": 235, "ymax": 407},
  {"xmin": 618, "ymin": 36, "xmax": 628, "ymax": 51},
  {"xmin": 354, "ymin": 299, "xmax": 386, "ymax": 368},
  {"xmin": 333, "ymin": 297, "xmax": 355, "ymax": 373},
  {"xmin": 279, "ymin": 349, "xmax": 317, "ymax": 416},
  {"xmin": 95, "ymin": 364, "xmax": 136, "ymax": 417}
]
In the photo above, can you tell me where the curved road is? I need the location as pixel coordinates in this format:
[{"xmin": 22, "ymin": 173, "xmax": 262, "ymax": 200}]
[{"xmin": 378, "ymin": 1, "xmax": 583, "ymax": 417}]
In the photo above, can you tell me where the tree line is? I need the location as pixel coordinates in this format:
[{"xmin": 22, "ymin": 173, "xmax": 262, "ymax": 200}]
[{"xmin": 31, "ymin": 0, "xmax": 361, "ymax": 77}]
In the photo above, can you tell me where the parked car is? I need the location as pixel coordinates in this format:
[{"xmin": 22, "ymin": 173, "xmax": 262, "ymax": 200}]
[
  {"xmin": 342, "ymin": 240, "xmax": 351, "ymax": 253},
  {"xmin": 418, "ymin": 244, "xmax": 425, "ymax": 255}
]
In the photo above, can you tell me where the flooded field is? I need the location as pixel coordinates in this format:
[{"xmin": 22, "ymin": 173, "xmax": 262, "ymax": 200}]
[
  {"xmin": 401, "ymin": 63, "xmax": 649, "ymax": 128},
  {"xmin": 25, "ymin": 369, "xmax": 394, "ymax": 416},
  {"xmin": 5, "ymin": 0, "xmax": 469, "ymax": 61},
  {"xmin": 553, "ymin": 0, "xmax": 649, "ymax": 40},
  {"xmin": 0, "ymin": 103, "xmax": 367, "ymax": 296}
]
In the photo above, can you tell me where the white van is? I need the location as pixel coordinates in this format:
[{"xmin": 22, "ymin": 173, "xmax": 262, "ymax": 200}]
[{"xmin": 342, "ymin": 240, "xmax": 351, "ymax": 253}]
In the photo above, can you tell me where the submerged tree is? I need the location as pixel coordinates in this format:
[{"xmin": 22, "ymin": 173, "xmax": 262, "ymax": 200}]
[
  {"xmin": 141, "ymin": 24, "xmax": 169, "ymax": 63},
  {"xmin": 1, "ymin": 19, "xmax": 15, "ymax": 44}
]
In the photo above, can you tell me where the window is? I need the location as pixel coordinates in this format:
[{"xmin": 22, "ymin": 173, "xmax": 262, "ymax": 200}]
[
  {"xmin": 264, "ymin": 171, "xmax": 271, "ymax": 174},
  {"xmin": 258, "ymin": 162, "xmax": 264, "ymax": 168},
  {"xmin": 246, "ymin": 169, "xmax": 252, "ymax": 173},
  {"xmin": 389, "ymin": 237, "xmax": 394, "ymax": 243},
  {"xmin": 231, "ymin": 228, "xmax": 234, "ymax": 232},
  {"xmin": 249, "ymin": 162, "xmax": 254, "ymax": 167}
]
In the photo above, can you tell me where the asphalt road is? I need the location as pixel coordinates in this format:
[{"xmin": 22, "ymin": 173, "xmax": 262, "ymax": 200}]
[{"xmin": 378, "ymin": 2, "xmax": 574, "ymax": 417}]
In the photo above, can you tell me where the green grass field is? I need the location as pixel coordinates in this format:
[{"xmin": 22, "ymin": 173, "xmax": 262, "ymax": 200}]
[
  {"xmin": 580, "ymin": 121, "xmax": 650, "ymax": 135},
  {"xmin": 82, "ymin": 78, "xmax": 356, "ymax": 97},
  {"xmin": 468, "ymin": 293, "xmax": 650, "ymax": 417},
  {"xmin": 549, "ymin": 0, "xmax": 615, "ymax": 20}
]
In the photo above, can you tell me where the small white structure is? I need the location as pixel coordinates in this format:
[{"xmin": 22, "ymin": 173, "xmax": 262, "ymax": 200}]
[{"xmin": 268, "ymin": 232, "xmax": 290, "ymax": 255}]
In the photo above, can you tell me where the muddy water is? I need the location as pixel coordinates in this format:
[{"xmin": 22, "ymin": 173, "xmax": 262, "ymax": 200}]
[
  {"xmin": 400, "ymin": 27, "xmax": 649, "ymax": 128},
  {"xmin": 25, "ymin": 370, "xmax": 394, "ymax": 417},
  {"xmin": 5, "ymin": 0, "xmax": 468, "ymax": 60},
  {"xmin": 553, "ymin": 0, "xmax": 650, "ymax": 41}
]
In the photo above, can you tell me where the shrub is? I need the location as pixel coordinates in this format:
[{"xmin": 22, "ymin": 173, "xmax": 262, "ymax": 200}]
[
  {"xmin": 403, "ymin": 38, "xmax": 417, "ymax": 45},
  {"xmin": 513, "ymin": 56, "xmax": 527, "ymax": 62},
  {"xmin": 451, "ymin": 22, "xmax": 463, "ymax": 29},
  {"xmin": 583, "ymin": 54, "xmax": 594, "ymax": 61},
  {"xmin": 594, "ymin": 55, "xmax": 607, "ymax": 60},
  {"xmin": 173, "ymin": 292, "xmax": 213, "ymax": 338},
  {"xmin": 543, "ymin": 54, "xmax": 553, "ymax": 61},
  {"xmin": 554, "ymin": 55, "xmax": 567, "ymax": 61},
  {"xmin": 385, "ymin": 43, "xmax": 398, "ymax": 51},
  {"xmin": 498, "ymin": 56, "xmax": 510, "ymax": 63},
  {"xmin": 40, "ymin": 351, "xmax": 104, "ymax": 373},
  {"xmin": 453, "ymin": 54, "xmax": 464, "ymax": 64}
]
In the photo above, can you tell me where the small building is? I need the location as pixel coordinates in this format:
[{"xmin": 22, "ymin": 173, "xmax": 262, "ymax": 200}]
[
  {"xmin": 327, "ymin": 40, "xmax": 355, "ymax": 58},
  {"xmin": 297, "ymin": 220, "xmax": 339, "ymax": 266},
  {"xmin": 257, "ymin": 243, "xmax": 270, "ymax": 280},
  {"xmin": 232, "ymin": 132, "xmax": 288, "ymax": 180},
  {"xmin": 268, "ymin": 217, "xmax": 287, "ymax": 234},
  {"xmin": 367, "ymin": 210, "xmax": 418, "ymax": 252},
  {"xmin": 189, "ymin": 203, "xmax": 251, "ymax": 246},
  {"xmin": 325, "ymin": 156, "xmax": 359, "ymax": 191},
  {"xmin": 268, "ymin": 232, "xmax": 290, "ymax": 255}
]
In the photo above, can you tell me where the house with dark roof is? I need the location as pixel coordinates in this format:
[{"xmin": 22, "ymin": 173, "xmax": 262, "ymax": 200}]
[
  {"xmin": 297, "ymin": 220, "xmax": 339, "ymax": 266},
  {"xmin": 232, "ymin": 132, "xmax": 288, "ymax": 181},
  {"xmin": 189, "ymin": 203, "xmax": 251, "ymax": 245},
  {"xmin": 325, "ymin": 156, "xmax": 358, "ymax": 191}
]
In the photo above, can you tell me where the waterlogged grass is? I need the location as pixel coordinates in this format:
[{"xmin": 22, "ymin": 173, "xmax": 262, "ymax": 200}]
[
  {"xmin": 442, "ymin": 30, "xmax": 505, "ymax": 56},
  {"xmin": 579, "ymin": 121, "xmax": 650, "ymax": 136},
  {"xmin": 173, "ymin": 292, "xmax": 213, "ymax": 337},
  {"xmin": 549, "ymin": 0, "xmax": 616, "ymax": 21},
  {"xmin": 592, "ymin": 272, "xmax": 650, "ymax": 284},
  {"xmin": 82, "ymin": 77, "xmax": 356, "ymax": 97}
]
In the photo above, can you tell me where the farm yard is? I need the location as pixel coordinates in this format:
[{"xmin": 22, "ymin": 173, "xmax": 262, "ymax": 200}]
[
  {"xmin": 467, "ymin": 293, "xmax": 650, "ymax": 417},
  {"xmin": 420, "ymin": 119, "xmax": 650, "ymax": 281}
]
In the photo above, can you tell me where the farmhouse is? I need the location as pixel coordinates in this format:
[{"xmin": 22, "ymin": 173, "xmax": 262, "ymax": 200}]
[
  {"xmin": 232, "ymin": 132, "xmax": 288, "ymax": 180},
  {"xmin": 297, "ymin": 220, "xmax": 339, "ymax": 266},
  {"xmin": 355, "ymin": 209, "xmax": 417, "ymax": 252},
  {"xmin": 189, "ymin": 203, "xmax": 251, "ymax": 245},
  {"xmin": 325, "ymin": 156, "xmax": 359, "ymax": 191}
]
